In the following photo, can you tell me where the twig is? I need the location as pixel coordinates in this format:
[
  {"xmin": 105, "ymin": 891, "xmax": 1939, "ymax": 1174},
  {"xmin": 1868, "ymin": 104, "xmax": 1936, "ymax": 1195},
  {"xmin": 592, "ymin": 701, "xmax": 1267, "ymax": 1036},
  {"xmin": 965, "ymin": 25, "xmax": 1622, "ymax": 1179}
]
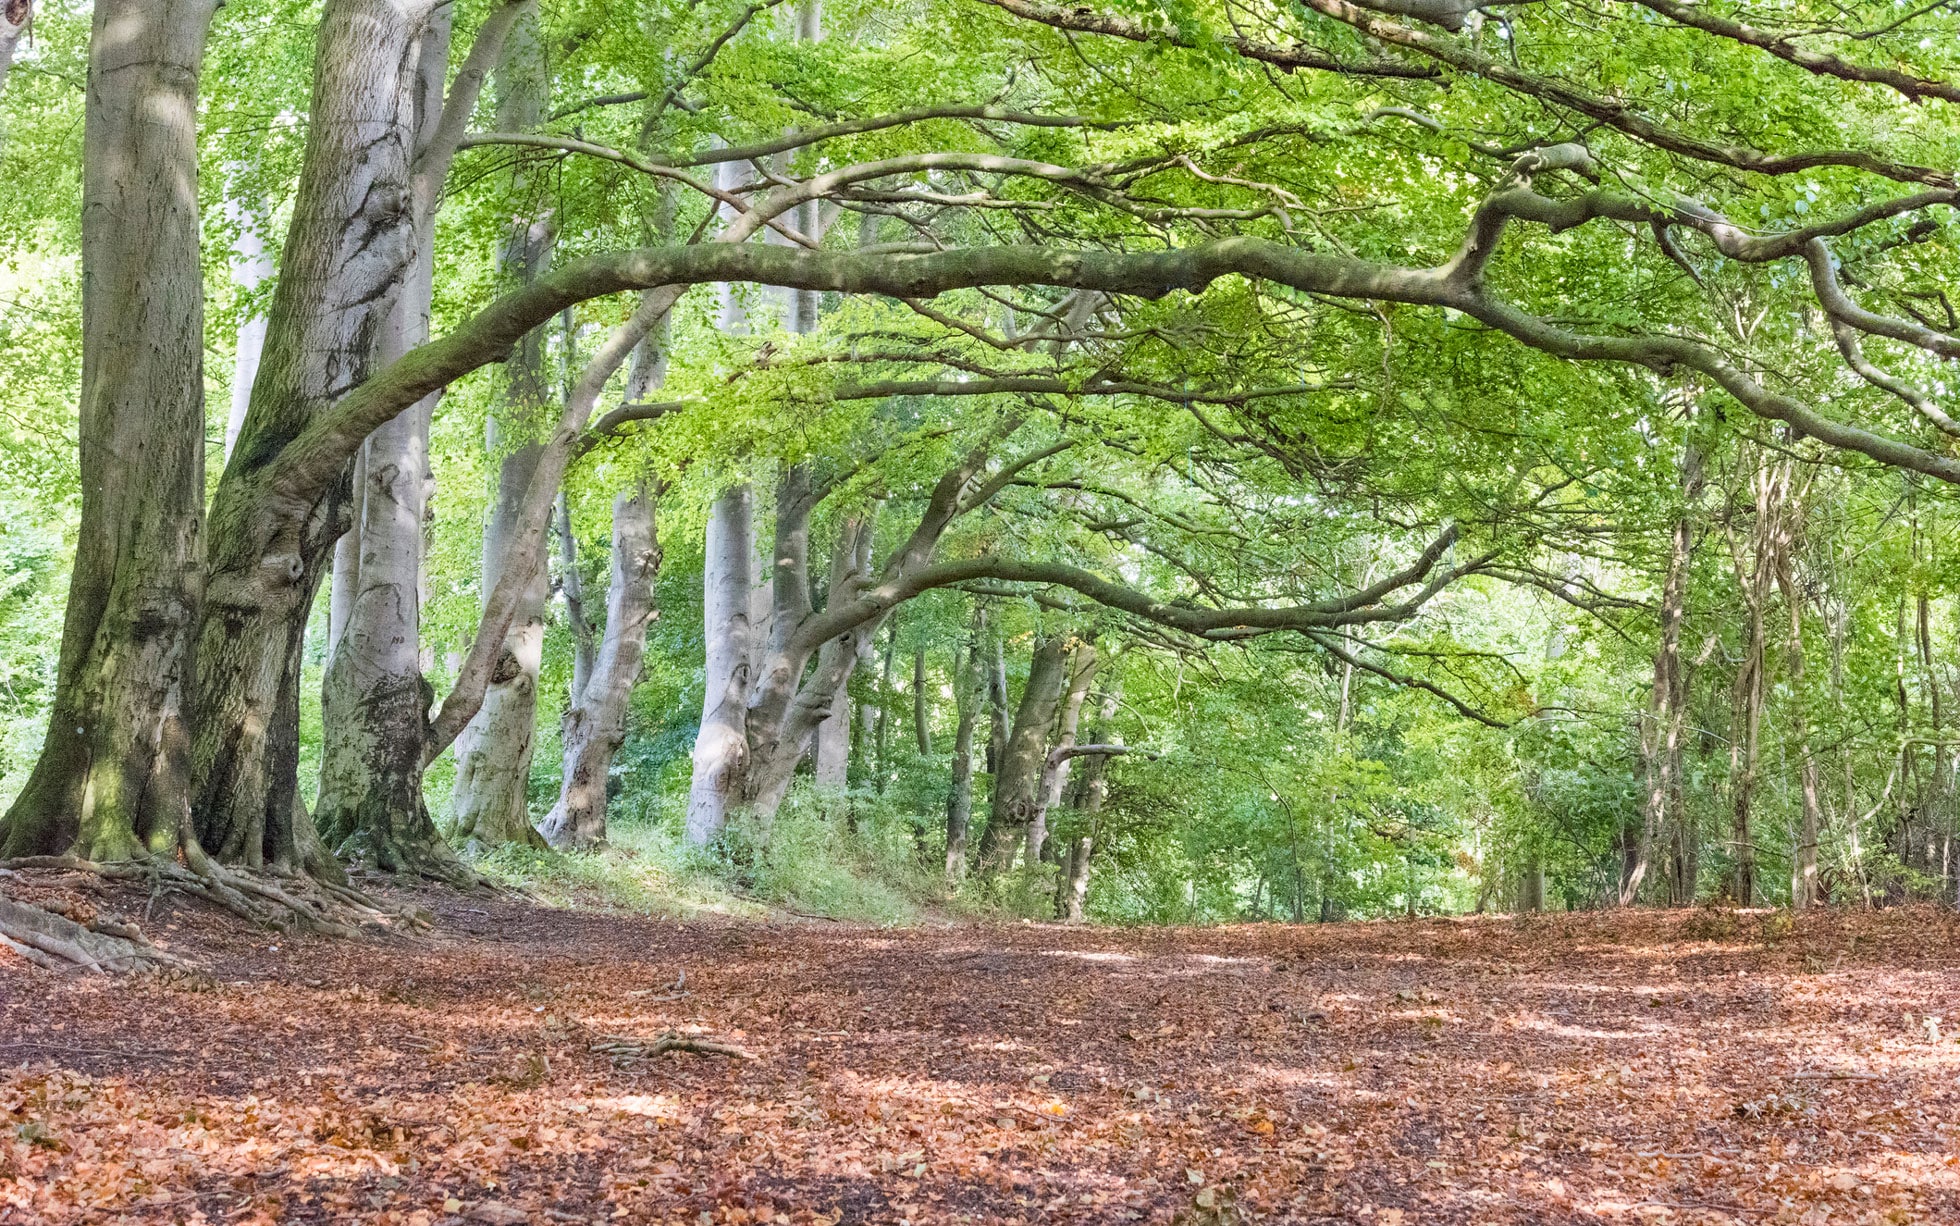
[
  {"xmin": 1787, "ymin": 1071, "xmax": 1881, "ymax": 1081},
  {"xmin": 592, "ymin": 1031, "xmax": 757, "ymax": 1062}
]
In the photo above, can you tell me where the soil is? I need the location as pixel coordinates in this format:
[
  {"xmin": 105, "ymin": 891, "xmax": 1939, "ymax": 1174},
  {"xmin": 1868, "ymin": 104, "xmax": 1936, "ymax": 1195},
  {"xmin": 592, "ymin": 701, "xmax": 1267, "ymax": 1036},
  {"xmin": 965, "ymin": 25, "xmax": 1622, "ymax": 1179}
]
[{"xmin": 3, "ymin": 869, "xmax": 1959, "ymax": 1224}]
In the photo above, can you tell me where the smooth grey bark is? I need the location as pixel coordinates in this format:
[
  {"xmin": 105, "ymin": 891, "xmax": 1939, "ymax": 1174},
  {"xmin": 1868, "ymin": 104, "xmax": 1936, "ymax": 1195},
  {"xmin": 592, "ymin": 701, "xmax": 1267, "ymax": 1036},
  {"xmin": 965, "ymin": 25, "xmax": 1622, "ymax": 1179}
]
[
  {"xmin": 326, "ymin": 451, "xmax": 364, "ymax": 660},
  {"xmin": 557, "ymin": 492, "xmax": 596, "ymax": 703},
  {"xmin": 986, "ymin": 637, "xmax": 1009, "ymax": 774},
  {"xmin": 1773, "ymin": 478, "xmax": 1822, "ymax": 909},
  {"xmin": 978, "ymin": 634, "xmax": 1069, "ymax": 870},
  {"xmin": 189, "ymin": 0, "xmax": 518, "ymax": 874},
  {"xmin": 449, "ymin": 2, "xmax": 555, "ymax": 852},
  {"xmin": 0, "ymin": 0, "xmax": 218, "ymax": 863},
  {"xmin": 540, "ymin": 483, "xmax": 661, "ymax": 848},
  {"xmin": 1627, "ymin": 444, "xmax": 1702, "ymax": 906},
  {"xmin": 1727, "ymin": 456, "xmax": 1779, "ymax": 907},
  {"xmin": 685, "ymin": 485, "xmax": 756, "ymax": 846},
  {"xmin": 427, "ymin": 288, "xmax": 670, "ymax": 783},
  {"xmin": 912, "ymin": 648, "xmax": 931, "ymax": 755},
  {"xmin": 874, "ymin": 621, "xmax": 895, "ymax": 786},
  {"xmin": 812, "ymin": 516, "xmax": 870, "ymax": 788},
  {"xmin": 1057, "ymin": 679, "xmax": 1121, "ymax": 921},
  {"xmin": 314, "ymin": 8, "xmax": 464, "ymax": 876},
  {"xmin": 223, "ymin": 193, "xmax": 275, "ymax": 461},
  {"xmin": 1028, "ymin": 639, "xmax": 1096, "ymax": 864},
  {"xmin": 944, "ymin": 609, "xmax": 986, "ymax": 881},
  {"xmin": 0, "ymin": 1, "xmax": 28, "ymax": 107},
  {"xmin": 685, "ymin": 435, "xmax": 1017, "ymax": 838},
  {"xmin": 534, "ymin": 307, "xmax": 671, "ymax": 850}
]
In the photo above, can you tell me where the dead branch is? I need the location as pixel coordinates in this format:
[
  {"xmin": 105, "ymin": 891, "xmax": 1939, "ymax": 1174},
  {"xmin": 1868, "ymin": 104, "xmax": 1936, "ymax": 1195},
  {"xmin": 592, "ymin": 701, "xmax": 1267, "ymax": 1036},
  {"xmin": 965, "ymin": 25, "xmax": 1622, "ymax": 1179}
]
[{"xmin": 592, "ymin": 1031, "xmax": 758, "ymax": 1062}]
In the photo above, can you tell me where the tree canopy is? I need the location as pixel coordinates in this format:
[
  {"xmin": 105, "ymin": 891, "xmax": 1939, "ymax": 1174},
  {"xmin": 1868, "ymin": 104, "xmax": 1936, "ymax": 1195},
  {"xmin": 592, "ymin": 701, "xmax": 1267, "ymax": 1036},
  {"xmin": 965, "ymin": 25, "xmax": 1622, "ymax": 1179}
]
[{"xmin": 3, "ymin": 0, "xmax": 1960, "ymax": 924}]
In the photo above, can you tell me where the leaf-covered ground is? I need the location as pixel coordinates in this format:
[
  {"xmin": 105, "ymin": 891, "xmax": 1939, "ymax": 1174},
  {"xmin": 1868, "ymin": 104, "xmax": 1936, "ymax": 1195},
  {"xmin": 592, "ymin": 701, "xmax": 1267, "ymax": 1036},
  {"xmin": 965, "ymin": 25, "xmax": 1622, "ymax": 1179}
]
[{"xmin": 4, "ymin": 874, "xmax": 1960, "ymax": 1225}]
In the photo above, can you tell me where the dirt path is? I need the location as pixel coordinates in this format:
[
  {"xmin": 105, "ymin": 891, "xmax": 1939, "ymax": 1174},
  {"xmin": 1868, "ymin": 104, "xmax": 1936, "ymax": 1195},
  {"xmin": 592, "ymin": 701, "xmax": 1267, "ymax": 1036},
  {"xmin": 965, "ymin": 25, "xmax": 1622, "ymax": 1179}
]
[{"xmin": 3, "ymin": 875, "xmax": 1959, "ymax": 1224}]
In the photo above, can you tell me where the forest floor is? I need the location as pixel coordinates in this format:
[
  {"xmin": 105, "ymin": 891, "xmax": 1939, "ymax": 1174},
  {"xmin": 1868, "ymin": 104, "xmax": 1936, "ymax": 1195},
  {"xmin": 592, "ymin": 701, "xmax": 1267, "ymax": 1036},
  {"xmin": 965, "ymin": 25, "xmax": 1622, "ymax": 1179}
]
[{"xmin": 2, "ymin": 874, "xmax": 1959, "ymax": 1225}]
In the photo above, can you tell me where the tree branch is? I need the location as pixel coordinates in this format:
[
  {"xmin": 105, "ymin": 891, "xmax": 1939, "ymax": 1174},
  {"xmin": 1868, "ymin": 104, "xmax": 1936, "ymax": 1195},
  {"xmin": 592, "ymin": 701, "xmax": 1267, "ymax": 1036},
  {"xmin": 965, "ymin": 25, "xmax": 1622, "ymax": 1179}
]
[{"xmin": 975, "ymin": 0, "xmax": 1442, "ymax": 78}]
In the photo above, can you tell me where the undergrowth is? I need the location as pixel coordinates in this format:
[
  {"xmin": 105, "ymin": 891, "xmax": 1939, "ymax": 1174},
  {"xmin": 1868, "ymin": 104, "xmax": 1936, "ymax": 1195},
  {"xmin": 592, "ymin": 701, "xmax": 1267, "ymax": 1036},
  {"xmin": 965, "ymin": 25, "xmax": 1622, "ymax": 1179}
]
[{"xmin": 470, "ymin": 783, "xmax": 1036, "ymax": 924}]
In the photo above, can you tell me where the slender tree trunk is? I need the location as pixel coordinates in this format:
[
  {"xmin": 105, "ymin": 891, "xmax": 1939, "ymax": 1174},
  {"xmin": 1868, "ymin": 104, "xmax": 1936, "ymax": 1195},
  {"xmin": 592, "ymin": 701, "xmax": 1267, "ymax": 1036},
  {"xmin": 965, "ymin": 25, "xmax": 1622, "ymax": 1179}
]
[
  {"xmin": 1029, "ymin": 639, "xmax": 1096, "ymax": 864},
  {"xmin": 913, "ymin": 648, "xmax": 931, "ymax": 755},
  {"xmin": 1778, "ymin": 528, "xmax": 1822, "ymax": 910},
  {"xmin": 223, "ymin": 194, "xmax": 275, "ymax": 461},
  {"xmin": 0, "ymin": 0, "xmax": 217, "ymax": 863},
  {"xmin": 540, "ymin": 485, "xmax": 661, "ymax": 848},
  {"xmin": 1058, "ymin": 677, "xmax": 1120, "ymax": 921},
  {"xmin": 326, "ymin": 451, "xmax": 364, "ymax": 663},
  {"xmin": 1628, "ymin": 444, "xmax": 1702, "ymax": 905},
  {"xmin": 874, "ymin": 620, "xmax": 896, "ymax": 789},
  {"xmin": 814, "ymin": 686, "xmax": 852, "ymax": 788},
  {"xmin": 557, "ymin": 492, "xmax": 596, "ymax": 704},
  {"xmin": 1917, "ymin": 593, "xmax": 1952, "ymax": 899},
  {"xmin": 812, "ymin": 516, "xmax": 868, "ymax": 788},
  {"xmin": 685, "ymin": 486, "xmax": 755, "ymax": 846},
  {"xmin": 688, "ymin": 428, "xmax": 1009, "ymax": 837},
  {"xmin": 945, "ymin": 610, "xmax": 985, "ymax": 881},
  {"xmin": 986, "ymin": 638, "xmax": 1009, "ymax": 774},
  {"xmin": 446, "ymin": 431, "xmax": 551, "ymax": 852},
  {"xmin": 1516, "ymin": 857, "xmax": 1544, "ymax": 913},
  {"xmin": 978, "ymin": 634, "xmax": 1069, "ymax": 870},
  {"xmin": 314, "ymin": 12, "xmax": 458, "ymax": 874},
  {"xmin": 449, "ymin": 6, "xmax": 555, "ymax": 852},
  {"xmin": 1727, "ymin": 462, "xmax": 1776, "ymax": 908}
]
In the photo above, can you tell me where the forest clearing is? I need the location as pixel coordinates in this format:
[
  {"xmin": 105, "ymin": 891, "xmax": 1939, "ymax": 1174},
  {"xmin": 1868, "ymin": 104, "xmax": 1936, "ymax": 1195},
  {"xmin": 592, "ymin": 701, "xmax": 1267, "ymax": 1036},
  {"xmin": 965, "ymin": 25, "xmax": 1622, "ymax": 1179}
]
[{"xmin": 7, "ymin": 883, "xmax": 1960, "ymax": 1226}]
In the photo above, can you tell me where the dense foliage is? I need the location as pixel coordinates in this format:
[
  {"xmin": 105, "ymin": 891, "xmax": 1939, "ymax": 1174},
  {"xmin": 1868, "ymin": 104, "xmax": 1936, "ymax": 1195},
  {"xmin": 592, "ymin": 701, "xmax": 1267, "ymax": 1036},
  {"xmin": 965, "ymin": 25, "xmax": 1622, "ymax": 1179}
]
[{"xmin": 5, "ymin": 0, "xmax": 1960, "ymax": 920}]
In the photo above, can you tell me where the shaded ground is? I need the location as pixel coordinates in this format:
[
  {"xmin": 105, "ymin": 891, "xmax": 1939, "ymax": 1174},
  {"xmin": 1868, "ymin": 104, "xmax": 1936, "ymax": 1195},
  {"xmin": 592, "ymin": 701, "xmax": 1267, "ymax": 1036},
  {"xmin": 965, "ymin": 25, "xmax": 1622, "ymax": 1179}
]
[{"xmin": 3, "ymin": 873, "xmax": 1959, "ymax": 1224}]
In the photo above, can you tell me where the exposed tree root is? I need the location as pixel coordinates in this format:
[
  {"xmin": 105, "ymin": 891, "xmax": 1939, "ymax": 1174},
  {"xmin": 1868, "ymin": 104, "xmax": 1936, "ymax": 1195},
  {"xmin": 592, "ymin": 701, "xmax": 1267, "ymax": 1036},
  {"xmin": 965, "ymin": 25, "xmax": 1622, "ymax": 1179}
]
[
  {"xmin": 0, "ymin": 890, "xmax": 185, "ymax": 974},
  {"xmin": 2, "ymin": 853, "xmax": 431, "ymax": 952},
  {"xmin": 591, "ymin": 1031, "xmax": 758, "ymax": 1063}
]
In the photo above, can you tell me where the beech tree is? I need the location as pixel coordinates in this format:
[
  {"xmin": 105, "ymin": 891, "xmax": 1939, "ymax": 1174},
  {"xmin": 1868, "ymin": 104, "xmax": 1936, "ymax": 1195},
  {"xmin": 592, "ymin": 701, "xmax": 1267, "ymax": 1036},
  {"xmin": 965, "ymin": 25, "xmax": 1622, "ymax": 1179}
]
[{"xmin": 6, "ymin": 0, "xmax": 1960, "ymax": 932}]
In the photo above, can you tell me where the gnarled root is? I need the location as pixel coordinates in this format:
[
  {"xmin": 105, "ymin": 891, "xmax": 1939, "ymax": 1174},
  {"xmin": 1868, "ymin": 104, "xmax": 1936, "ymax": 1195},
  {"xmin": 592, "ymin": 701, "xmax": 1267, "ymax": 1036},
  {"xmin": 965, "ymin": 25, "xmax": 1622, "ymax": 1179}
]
[
  {"xmin": 3, "ymin": 853, "xmax": 431, "ymax": 945},
  {"xmin": 0, "ymin": 887, "xmax": 185, "ymax": 974}
]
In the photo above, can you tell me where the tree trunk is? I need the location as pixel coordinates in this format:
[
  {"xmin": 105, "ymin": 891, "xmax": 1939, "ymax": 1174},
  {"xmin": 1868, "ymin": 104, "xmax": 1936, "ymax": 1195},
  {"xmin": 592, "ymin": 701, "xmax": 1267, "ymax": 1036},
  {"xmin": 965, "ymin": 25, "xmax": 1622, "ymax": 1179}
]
[
  {"xmin": 191, "ymin": 0, "xmax": 428, "ymax": 870},
  {"xmin": 688, "ymin": 431, "xmax": 1013, "ymax": 837},
  {"xmin": 0, "ymin": 0, "xmax": 216, "ymax": 863},
  {"xmin": 814, "ymin": 685, "xmax": 853, "ymax": 787},
  {"xmin": 1731, "ymin": 642, "xmax": 1764, "ymax": 907},
  {"xmin": 978, "ymin": 634, "xmax": 1069, "ymax": 870},
  {"xmin": 1516, "ymin": 856, "xmax": 1544, "ymax": 913},
  {"xmin": 1627, "ymin": 444, "xmax": 1702, "ymax": 905},
  {"xmin": 944, "ymin": 610, "xmax": 986, "ymax": 881},
  {"xmin": 186, "ymin": 0, "xmax": 518, "ymax": 873},
  {"xmin": 314, "ymin": 11, "xmax": 458, "ymax": 875},
  {"xmin": 912, "ymin": 648, "xmax": 931, "ymax": 755},
  {"xmin": 685, "ymin": 486, "xmax": 756, "ymax": 846},
  {"xmin": 1777, "ymin": 522, "xmax": 1822, "ymax": 910},
  {"xmin": 1916, "ymin": 593, "xmax": 1952, "ymax": 900},
  {"xmin": 557, "ymin": 491, "xmax": 596, "ymax": 703},
  {"xmin": 1029, "ymin": 639, "xmax": 1096, "ymax": 864},
  {"xmin": 446, "ymin": 431, "xmax": 551, "ymax": 853},
  {"xmin": 448, "ymin": 5, "xmax": 555, "ymax": 853},
  {"xmin": 0, "ymin": 1, "xmax": 30, "ymax": 107},
  {"xmin": 540, "ymin": 485, "xmax": 660, "ymax": 848},
  {"xmin": 223, "ymin": 192, "xmax": 275, "ymax": 461},
  {"xmin": 813, "ymin": 517, "xmax": 869, "ymax": 788},
  {"xmin": 986, "ymin": 638, "xmax": 1009, "ymax": 774},
  {"xmin": 1057, "ymin": 677, "xmax": 1119, "ymax": 921},
  {"xmin": 1060, "ymin": 835, "xmax": 1095, "ymax": 922},
  {"xmin": 874, "ymin": 620, "xmax": 896, "ymax": 788}
]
